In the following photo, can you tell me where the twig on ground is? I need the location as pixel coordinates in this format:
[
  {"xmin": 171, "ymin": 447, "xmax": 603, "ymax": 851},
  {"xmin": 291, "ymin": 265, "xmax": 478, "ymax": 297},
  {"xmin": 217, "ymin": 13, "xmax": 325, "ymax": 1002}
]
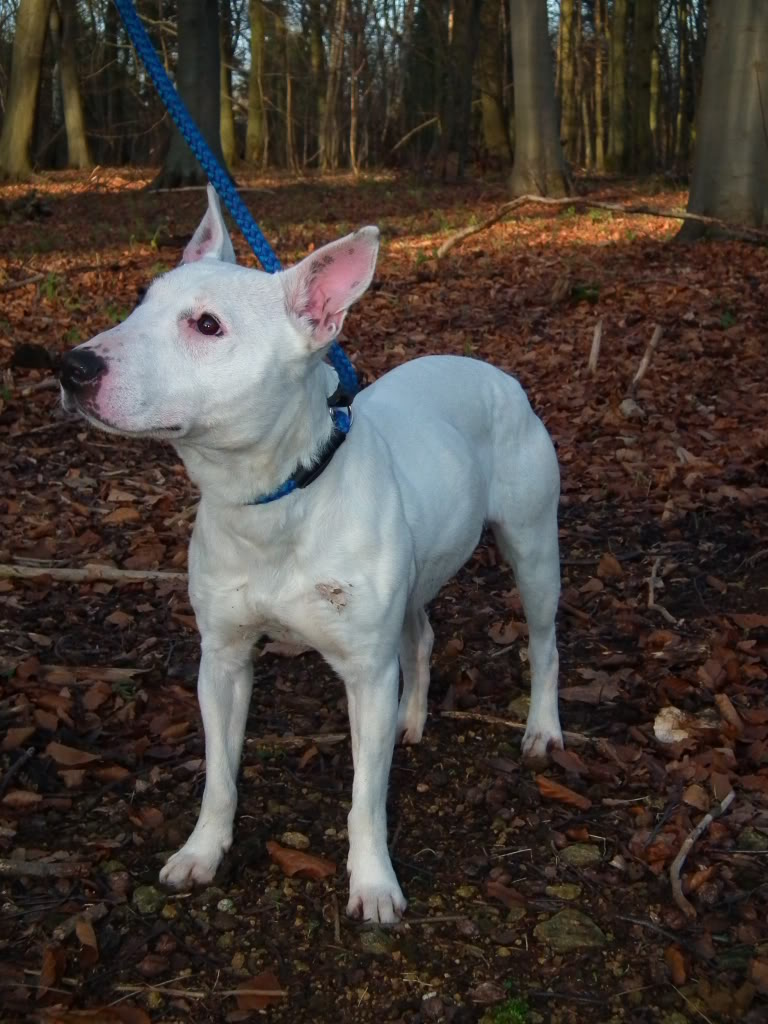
[
  {"xmin": 52, "ymin": 901, "xmax": 109, "ymax": 942},
  {"xmin": 0, "ymin": 273, "xmax": 45, "ymax": 293},
  {"xmin": 588, "ymin": 318, "xmax": 603, "ymax": 375},
  {"xmin": 248, "ymin": 733, "xmax": 348, "ymax": 749},
  {"xmin": 0, "ymin": 563, "xmax": 188, "ymax": 584},
  {"xmin": 632, "ymin": 325, "xmax": 663, "ymax": 391},
  {"xmin": 440, "ymin": 709, "xmax": 589, "ymax": 747},
  {"xmin": 0, "ymin": 858, "xmax": 90, "ymax": 879},
  {"xmin": 436, "ymin": 194, "xmax": 768, "ymax": 259},
  {"xmin": 0, "ymin": 746, "xmax": 35, "ymax": 799},
  {"xmin": 111, "ymin": 982, "xmax": 287, "ymax": 1000},
  {"xmin": 670, "ymin": 789, "xmax": 736, "ymax": 918},
  {"xmin": 647, "ymin": 557, "xmax": 678, "ymax": 625},
  {"xmin": 617, "ymin": 915, "xmax": 713, "ymax": 962}
]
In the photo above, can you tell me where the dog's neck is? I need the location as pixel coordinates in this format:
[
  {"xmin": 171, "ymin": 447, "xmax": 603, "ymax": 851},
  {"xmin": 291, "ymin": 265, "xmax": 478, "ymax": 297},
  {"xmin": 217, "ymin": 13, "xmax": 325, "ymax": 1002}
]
[{"xmin": 173, "ymin": 361, "xmax": 338, "ymax": 508}]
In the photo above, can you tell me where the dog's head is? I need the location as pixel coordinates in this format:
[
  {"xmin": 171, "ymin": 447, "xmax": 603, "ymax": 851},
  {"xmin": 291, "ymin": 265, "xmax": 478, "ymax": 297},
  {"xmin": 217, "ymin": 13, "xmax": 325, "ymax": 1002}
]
[{"xmin": 59, "ymin": 186, "xmax": 379, "ymax": 444}]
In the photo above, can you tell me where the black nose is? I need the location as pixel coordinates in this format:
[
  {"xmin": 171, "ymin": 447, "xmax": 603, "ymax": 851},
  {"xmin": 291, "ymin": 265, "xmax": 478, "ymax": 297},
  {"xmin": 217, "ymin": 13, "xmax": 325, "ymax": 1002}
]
[{"xmin": 59, "ymin": 349, "xmax": 107, "ymax": 391}]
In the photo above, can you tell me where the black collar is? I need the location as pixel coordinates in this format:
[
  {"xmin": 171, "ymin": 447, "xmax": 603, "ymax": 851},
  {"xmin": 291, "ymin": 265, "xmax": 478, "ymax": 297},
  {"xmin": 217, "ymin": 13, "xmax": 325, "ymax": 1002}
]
[{"xmin": 247, "ymin": 398, "xmax": 351, "ymax": 506}]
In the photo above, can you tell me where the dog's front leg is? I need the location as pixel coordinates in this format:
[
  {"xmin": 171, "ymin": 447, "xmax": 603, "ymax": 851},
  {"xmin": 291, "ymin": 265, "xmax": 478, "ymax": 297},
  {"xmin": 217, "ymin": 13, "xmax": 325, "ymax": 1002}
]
[
  {"xmin": 342, "ymin": 657, "xmax": 406, "ymax": 924},
  {"xmin": 160, "ymin": 641, "xmax": 253, "ymax": 888}
]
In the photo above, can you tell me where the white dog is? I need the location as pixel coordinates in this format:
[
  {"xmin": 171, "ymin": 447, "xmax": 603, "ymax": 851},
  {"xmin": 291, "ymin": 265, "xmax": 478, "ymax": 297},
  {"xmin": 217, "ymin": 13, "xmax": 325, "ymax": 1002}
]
[{"xmin": 59, "ymin": 186, "xmax": 563, "ymax": 924}]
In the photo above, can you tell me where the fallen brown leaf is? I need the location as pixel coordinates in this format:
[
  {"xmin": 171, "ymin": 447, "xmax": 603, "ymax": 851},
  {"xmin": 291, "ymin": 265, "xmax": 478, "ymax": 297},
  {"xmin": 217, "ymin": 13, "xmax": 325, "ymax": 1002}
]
[
  {"xmin": 266, "ymin": 840, "xmax": 336, "ymax": 879},
  {"xmin": 46, "ymin": 741, "xmax": 101, "ymax": 767},
  {"xmin": 235, "ymin": 969, "xmax": 286, "ymax": 1010},
  {"xmin": 664, "ymin": 944, "xmax": 687, "ymax": 985},
  {"xmin": 535, "ymin": 774, "xmax": 592, "ymax": 810},
  {"xmin": 485, "ymin": 879, "xmax": 527, "ymax": 909}
]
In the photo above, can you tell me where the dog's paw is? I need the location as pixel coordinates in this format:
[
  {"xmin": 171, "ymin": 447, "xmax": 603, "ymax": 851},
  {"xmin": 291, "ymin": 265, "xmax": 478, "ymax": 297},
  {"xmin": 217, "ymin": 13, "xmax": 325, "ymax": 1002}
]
[
  {"xmin": 397, "ymin": 707, "xmax": 427, "ymax": 745},
  {"xmin": 159, "ymin": 844, "xmax": 225, "ymax": 889},
  {"xmin": 521, "ymin": 721, "xmax": 564, "ymax": 769},
  {"xmin": 347, "ymin": 861, "xmax": 406, "ymax": 924}
]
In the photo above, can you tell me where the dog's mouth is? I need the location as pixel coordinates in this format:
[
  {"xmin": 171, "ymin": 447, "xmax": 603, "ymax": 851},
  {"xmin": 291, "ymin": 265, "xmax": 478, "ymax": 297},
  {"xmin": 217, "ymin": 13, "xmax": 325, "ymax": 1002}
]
[{"xmin": 61, "ymin": 391, "xmax": 184, "ymax": 439}]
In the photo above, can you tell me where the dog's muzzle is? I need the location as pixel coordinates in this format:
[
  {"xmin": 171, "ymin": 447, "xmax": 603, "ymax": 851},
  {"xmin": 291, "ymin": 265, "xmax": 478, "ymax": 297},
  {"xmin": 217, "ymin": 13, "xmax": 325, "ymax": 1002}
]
[{"xmin": 59, "ymin": 348, "xmax": 107, "ymax": 395}]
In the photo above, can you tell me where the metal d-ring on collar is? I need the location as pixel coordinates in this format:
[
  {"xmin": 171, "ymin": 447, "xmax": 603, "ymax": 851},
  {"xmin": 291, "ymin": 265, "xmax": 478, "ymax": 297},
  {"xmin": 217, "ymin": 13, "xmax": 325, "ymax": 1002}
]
[{"xmin": 247, "ymin": 392, "xmax": 352, "ymax": 506}]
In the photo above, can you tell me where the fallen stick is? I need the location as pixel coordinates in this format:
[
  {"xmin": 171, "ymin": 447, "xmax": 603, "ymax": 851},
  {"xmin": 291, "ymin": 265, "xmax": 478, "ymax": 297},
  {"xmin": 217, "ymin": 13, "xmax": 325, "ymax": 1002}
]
[
  {"xmin": 53, "ymin": 901, "xmax": 109, "ymax": 942},
  {"xmin": 111, "ymin": 982, "xmax": 287, "ymax": 1000},
  {"xmin": 0, "ymin": 858, "xmax": 90, "ymax": 879},
  {"xmin": 436, "ymin": 194, "xmax": 768, "ymax": 259},
  {"xmin": 0, "ymin": 563, "xmax": 188, "ymax": 584},
  {"xmin": 0, "ymin": 746, "xmax": 35, "ymax": 800},
  {"xmin": 440, "ymin": 709, "xmax": 589, "ymax": 747},
  {"xmin": 587, "ymin": 319, "xmax": 603, "ymax": 376},
  {"xmin": 647, "ymin": 557, "xmax": 678, "ymax": 625},
  {"xmin": 247, "ymin": 733, "xmax": 348, "ymax": 748},
  {"xmin": 670, "ymin": 789, "xmax": 735, "ymax": 918},
  {"xmin": 0, "ymin": 273, "xmax": 45, "ymax": 294},
  {"xmin": 632, "ymin": 324, "xmax": 663, "ymax": 391}
]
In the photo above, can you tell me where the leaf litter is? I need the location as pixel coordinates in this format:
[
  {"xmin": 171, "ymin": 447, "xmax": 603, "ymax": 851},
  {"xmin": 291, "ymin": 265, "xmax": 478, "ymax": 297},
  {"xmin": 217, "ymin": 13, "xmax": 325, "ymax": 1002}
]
[{"xmin": 1, "ymin": 170, "xmax": 767, "ymax": 1022}]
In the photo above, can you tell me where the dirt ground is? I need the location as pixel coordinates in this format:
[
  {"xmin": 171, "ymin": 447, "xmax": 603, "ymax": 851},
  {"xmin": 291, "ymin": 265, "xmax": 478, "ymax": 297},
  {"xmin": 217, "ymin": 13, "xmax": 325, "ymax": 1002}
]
[{"xmin": 1, "ymin": 170, "xmax": 767, "ymax": 1024}]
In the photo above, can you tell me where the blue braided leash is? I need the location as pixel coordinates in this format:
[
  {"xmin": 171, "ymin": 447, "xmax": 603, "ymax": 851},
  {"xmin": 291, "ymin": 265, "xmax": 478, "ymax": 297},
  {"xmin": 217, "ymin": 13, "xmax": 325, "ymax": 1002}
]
[{"xmin": 113, "ymin": 0, "xmax": 358, "ymax": 398}]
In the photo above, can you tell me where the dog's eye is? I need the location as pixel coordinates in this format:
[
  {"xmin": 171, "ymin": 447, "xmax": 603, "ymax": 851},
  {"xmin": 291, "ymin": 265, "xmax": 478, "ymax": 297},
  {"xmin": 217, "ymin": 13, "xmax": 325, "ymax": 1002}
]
[{"xmin": 196, "ymin": 313, "xmax": 221, "ymax": 336}]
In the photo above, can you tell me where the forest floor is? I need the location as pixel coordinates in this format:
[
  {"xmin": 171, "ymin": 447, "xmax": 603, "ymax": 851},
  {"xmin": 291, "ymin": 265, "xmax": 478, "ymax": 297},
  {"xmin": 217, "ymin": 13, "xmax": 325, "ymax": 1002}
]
[{"xmin": 1, "ymin": 169, "xmax": 767, "ymax": 1024}]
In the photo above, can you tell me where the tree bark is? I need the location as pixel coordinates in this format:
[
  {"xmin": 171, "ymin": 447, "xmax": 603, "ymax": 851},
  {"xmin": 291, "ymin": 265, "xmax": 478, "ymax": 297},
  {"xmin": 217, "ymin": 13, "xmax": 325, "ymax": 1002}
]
[
  {"xmin": 631, "ymin": 0, "xmax": 655, "ymax": 173},
  {"xmin": 49, "ymin": 0, "xmax": 92, "ymax": 170},
  {"xmin": 607, "ymin": 0, "xmax": 628, "ymax": 172},
  {"xmin": 220, "ymin": 0, "xmax": 237, "ymax": 167},
  {"xmin": 594, "ymin": 0, "xmax": 606, "ymax": 171},
  {"xmin": 558, "ymin": 0, "xmax": 579, "ymax": 165},
  {"xmin": 309, "ymin": 0, "xmax": 327, "ymax": 165},
  {"xmin": 478, "ymin": 0, "xmax": 510, "ymax": 163},
  {"xmin": 677, "ymin": 0, "xmax": 768, "ymax": 240},
  {"xmin": 246, "ymin": 0, "xmax": 267, "ymax": 165},
  {"xmin": 0, "ymin": 0, "xmax": 53, "ymax": 179},
  {"xmin": 321, "ymin": 0, "xmax": 348, "ymax": 170},
  {"xmin": 674, "ymin": 0, "xmax": 690, "ymax": 169},
  {"xmin": 508, "ymin": 0, "xmax": 569, "ymax": 197},
  {"xmin": 153, "ymin": 0, "xmax": 224, "ymax": 188}
]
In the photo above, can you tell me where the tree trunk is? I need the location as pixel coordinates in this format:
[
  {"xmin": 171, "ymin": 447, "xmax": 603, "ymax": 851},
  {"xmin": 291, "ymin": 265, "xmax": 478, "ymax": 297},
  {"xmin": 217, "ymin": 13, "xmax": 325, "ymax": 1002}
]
[
  {"xmin": 607, "ymin": 0, "xmax": 628, "ymax": 172},
  {"xmin": 220, "ymin": 0, "xmax": 237, "ymax": 167},
  {"xmin": 153, "ymin": 0, "xmax": 224, "ymax": 188},
  {"xmin": 0, "ymin": 0, "xmax": 53, "ymax": 179},
  {"xmin": 309, "ymin": 0, "xmax": 326, "ymax": 165},
  {"xmin": 631, "ymin": 0, "xmax": 655, "ymax": 173},
  {"xmin": 321, "ymin": 0, "xmax": 348, "ymax": 170},
  {"xmin": 246, "ymin": 0, "xmax": 267, "ymax": 166},
  {"xmin": 649, "ymin": 7, "xmax": 661, "ymax": 165},
  {"xmin": 594, "ymin": 0, "xmax": 606, "ymax": 171},
  {"xmin": 478, "ymin": 0, "xmax": 510, "ymax": 163},
  {"xmin": 49, "ymin": 0, "xmax": 92, "ymax": 170},
  {"xmin": 281, "ymin": 13, "xmax": 298, "ymax": 172},
  {"xmin": 558, "ymin": 0, "xmax": 579, "ymax": 165},
  {"xmin": 674, "ymin": 0, "xmax": 690, "ymax": 169},
  {"xmin": 508, "ymin": 0, "xmax": 569, "ymax": 197},
  {"xmin": 677, "ymin": 0, "xmax": 768, "ymax": 240}
]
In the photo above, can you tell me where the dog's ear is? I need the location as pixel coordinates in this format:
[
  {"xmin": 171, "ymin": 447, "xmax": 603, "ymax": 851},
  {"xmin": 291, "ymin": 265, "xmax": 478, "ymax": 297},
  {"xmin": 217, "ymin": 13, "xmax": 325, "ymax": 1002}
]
[
  {"xmin": 282, "ymin": 227, "xmax": 379, "ymax": 350},
  {"xmin": 182, "ymin": 184, "xmax": 237, "ymax": 265}
]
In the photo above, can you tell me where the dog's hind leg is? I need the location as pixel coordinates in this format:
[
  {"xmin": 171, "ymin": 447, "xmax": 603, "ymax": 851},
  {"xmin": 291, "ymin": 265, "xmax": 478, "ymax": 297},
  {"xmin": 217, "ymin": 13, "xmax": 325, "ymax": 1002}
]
[
  {"xmin": 490, "ymin": 420, "xmax": 563, "ymax": 766},
  {"xmin": 397, "ymin": 606, "xmax": 434, "ymax": 745},
  {"xmin": 492, "ymin": 512, "xmax": 563, "ymax": 765}
]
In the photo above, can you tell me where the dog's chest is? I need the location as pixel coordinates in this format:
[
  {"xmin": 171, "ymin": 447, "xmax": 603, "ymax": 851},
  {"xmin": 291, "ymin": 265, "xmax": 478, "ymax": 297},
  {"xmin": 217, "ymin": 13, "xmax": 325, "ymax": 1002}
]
[{"xmin": 189, "ymin": 515, "xmax": 354, "ymax": 653}]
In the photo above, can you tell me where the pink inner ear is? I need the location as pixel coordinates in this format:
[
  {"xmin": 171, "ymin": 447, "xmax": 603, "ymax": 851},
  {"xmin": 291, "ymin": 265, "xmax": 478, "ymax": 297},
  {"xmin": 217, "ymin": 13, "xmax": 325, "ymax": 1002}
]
[{"xmin": 301, "ymin": 244, "xmax": 372, "ymax": 323}]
